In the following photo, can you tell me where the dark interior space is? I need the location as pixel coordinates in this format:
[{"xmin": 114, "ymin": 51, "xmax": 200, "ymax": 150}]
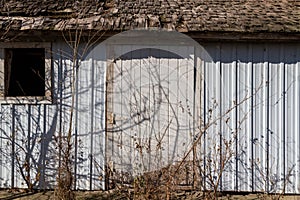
[{"xmin": 5, "ymin": 48, "xmax": 45, "ymax": 97}]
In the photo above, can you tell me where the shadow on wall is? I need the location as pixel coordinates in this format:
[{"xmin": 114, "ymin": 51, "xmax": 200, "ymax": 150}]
[
  {"xmin": 201, "ymin": 42, "xmax": 299, "ymax": 64},
  {"xmin": 0, "ymin": 104, "xmax": 59, "ymax": 189}
]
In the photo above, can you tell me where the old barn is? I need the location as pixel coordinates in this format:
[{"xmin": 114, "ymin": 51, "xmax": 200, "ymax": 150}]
[{"xmin": 0, "ymin": 0, "xmax": 300, "ymax": 194}]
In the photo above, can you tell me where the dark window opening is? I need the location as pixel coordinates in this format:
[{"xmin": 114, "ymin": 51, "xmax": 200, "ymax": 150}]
[{"xmin": 5, "ymin": 48, "xmax": 45, "ymax": 97}]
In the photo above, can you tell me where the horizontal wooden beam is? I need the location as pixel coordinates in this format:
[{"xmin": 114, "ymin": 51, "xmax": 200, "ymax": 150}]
[{"xmin": 1, "ymin": 30, "xmax": 300, "ymax": 43}]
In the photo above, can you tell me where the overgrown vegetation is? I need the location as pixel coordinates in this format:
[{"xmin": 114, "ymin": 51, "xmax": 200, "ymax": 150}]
[{"xmin": 53, "ymin": 8, "xmax": 106, "ymax": 198}]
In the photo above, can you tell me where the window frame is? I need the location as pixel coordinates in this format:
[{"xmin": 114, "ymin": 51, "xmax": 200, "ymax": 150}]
[{"xmin": 0, "ymin": 42, "xmax": 52, "ymax": 104}]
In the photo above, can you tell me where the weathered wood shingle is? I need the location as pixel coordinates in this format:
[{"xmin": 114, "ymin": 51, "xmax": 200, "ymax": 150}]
[{"xmin": 0, "ymin": 0, "xmax": 299, "ymax": 33}]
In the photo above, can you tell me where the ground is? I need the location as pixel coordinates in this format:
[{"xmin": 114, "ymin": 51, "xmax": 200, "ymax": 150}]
[{"xmin": 0, "ymin": 189, "xmax": 300, "ymax": 200}]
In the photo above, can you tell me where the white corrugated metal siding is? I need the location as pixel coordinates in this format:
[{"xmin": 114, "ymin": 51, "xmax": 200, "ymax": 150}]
[
  {"xmin": 0, "ymin": 39, "xmax": 299, "ymax": 194},
  {"xmin": 76, "ymin": 44, "xmax": 106, "ymax": 190},
  {"xmin": 0, "ymin": 42, "xmax": 106, "ymax": 190},
  {"xmin": 201, "ymin": 42, "xmax": 300, "ymax": 193}
]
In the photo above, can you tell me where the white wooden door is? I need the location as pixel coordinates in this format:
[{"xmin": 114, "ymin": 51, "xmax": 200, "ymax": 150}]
[{"xmin": 106, "ymin": 46, "xmax": 195, "ymax": 184}]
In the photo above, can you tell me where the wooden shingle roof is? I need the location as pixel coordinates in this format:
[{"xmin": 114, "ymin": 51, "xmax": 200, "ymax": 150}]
[{"xmin": 0, "ymin": 0, "xmax": 300, "ymax": 33}]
